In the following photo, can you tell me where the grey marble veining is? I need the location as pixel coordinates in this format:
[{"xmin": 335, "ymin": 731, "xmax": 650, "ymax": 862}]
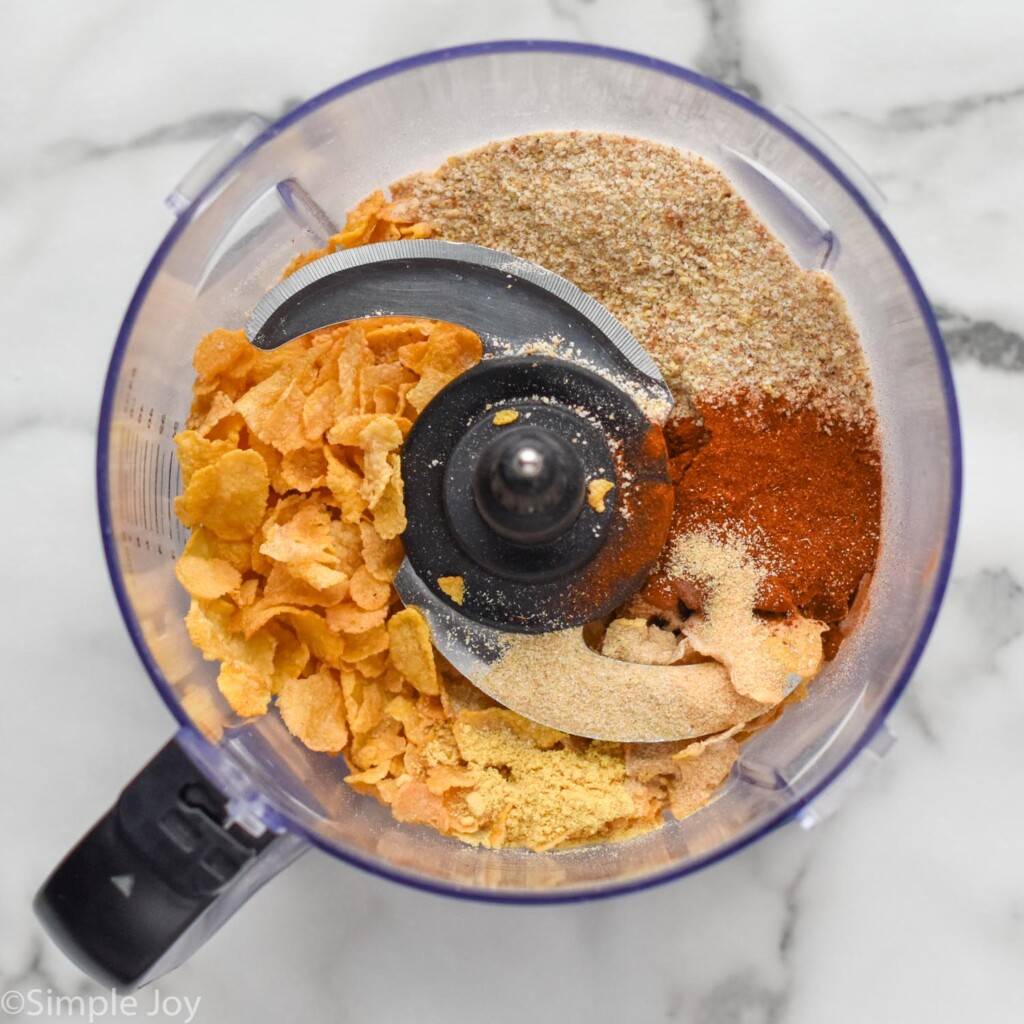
[
  {"xmin": 851, "ymin": 84, "xmax": 1024, "ymax": 133},
  {"xmin": 693, "ymin": 0, "xmax": 763, "ymax": 100},
  {"xmin": 936, "ymin": 305, "xmax": 1024, "ymax": 371},
  {"xmin": 3, "ymin": 2, "xmax": 1023, "ymax": 1022}
]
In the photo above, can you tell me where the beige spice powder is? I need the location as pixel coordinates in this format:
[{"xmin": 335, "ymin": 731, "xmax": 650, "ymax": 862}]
[
  {"xmin": 477, "ymin": 532, "xmax": 827, "ymax": 743},
  {"xmin": 448, "ymin": 712, "xmax": 638, "ymax": 851},
  {"xmin": 479, "ymin": 627, "xmax": 767, "ymax": 742},
  {"xmin": 667, "ymin": 532, "xmax": 826, "ymax": 707}
]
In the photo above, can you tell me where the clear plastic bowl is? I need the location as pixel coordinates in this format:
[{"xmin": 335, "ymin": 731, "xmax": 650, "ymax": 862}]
[{"xmin": 98, "ymin": 42, "xmax": 960, "ymax": 902}]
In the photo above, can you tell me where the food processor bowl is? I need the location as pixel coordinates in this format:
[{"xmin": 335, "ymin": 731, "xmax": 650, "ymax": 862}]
[{"xmin": 36, "ymin": 42, "xmax": 960, "ymax": 986}]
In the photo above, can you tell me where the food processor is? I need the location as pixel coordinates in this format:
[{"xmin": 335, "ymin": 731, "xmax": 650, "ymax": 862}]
[{"xmin": 35, "ymin": 41, "xmax": 961, "ymax": 988}]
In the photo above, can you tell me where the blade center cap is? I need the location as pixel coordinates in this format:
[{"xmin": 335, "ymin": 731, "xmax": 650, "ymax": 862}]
[{"xmin": 472, "ymin": 426, "xmax": 586, "ymax": 544}]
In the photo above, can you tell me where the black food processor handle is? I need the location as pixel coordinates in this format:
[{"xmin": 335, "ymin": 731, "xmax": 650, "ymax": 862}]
[{"xmin": 34, "ymin": 736, "xmax": 305, "ymax": 988}]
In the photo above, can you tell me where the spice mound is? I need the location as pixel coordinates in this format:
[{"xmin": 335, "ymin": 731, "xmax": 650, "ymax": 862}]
[
  {"xmin": 173, "ymin": 130, "xmax": 882, "ymax": 852},
  {"xmin": 646, "ymin": 395, "xmax": 882, "ymax": 625}
]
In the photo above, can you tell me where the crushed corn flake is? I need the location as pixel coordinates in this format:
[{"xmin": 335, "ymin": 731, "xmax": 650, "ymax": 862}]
[
  {"xmin": 437, "ymin": 575, "xmax": 465, "ymax": 605},
  {"xmin": 587, "ymin": 478, "xmax": 615, "ymax": 514}
]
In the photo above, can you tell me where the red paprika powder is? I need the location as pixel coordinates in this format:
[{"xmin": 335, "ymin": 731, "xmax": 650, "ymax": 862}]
[{"xmin": 645, "ymin": 394, "xmax": 882, "ymax": 623}]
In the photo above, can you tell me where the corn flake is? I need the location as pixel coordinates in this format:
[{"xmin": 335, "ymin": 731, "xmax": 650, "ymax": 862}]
[
  {"xmin": 404, "ymin": 323, "xmax": 483, "ymax": 412},
  {"xmin": 280, "ymin": 446, "xmax": 328, "ymax": 492},
  {"xmin": 360, "ymin": 522, "xmax": 404, "ymax": 582},
  {"xmin": 235, "ymin": 357, "xmax": 317, "ymax": 454},
  {"xmin": 348, "ymin": 565, "xmax": 392, "ymax": 611},
  {"xmin": 282, "ymin": 610, "xmax": 347, "ymax": 668},
  {"xmin": 261, "ymin": 563, "xmax": 345, "ymax": 608},
  {"xmin": 193, "ymin": 328, "xmax": 252, "ymax": 381},
  {"xmin": 324, "ymin": 447, "xmax": 368, "ymax": 523},
  {"xmin": 238, "ymin": 599, "xmax": 307, "ymax": 638},
  {"xmin": 175, "ymin": 449, "xmax": 269, "ymax": 540},
  {"xmin": 387, "ymin": 607, "xmax": 438, "ymax": 696},
  {"xmin": 302, "ymin": 379, "xmax": 342, "ymax": 441},
  {"xmin": 437, "ymin": 576, "xmax": 465, "ymax": 605},
  {"xmin": 175, "ymin": 430, "xmax": 236, "ymax": 487},
  {"xmin": 364, "ymin": 319, "xmax": 433, "ymax": 357},
  {"xmin": 587, "ymin": 478, "xmax": 615, "ymax": 514},
  {"xmin": 184, "ymin": 527, "xmax": 252, "ymax": 574},
  {"xmin": 277, "ymin": 668, "xmax": 348, "ymax": 753},
  {"xmin": 342, "ymin": 624, "xmax": 390, "ymax": 664},
  {"xmin": 186, "ymin": 599, "xmax": 276, "ymax": 678},
  {"xmin": 390, "ymin": 780, "xmax": 449, "ymax": 831},
  {"xmin": 175, "ymin": 554, "xmax": 241, "ymax": 601},
  {"xmin": 259, "ymin": 500, "xmax": 337, "ymax": 566},
  {"xmin": 350, "ymin": 720, "xmax": 406, "ymax": 770},
  {"xmin": 358, "ymin": 417, "xmax": 404, "ymax": 506},
  {"xmin": 217, "ymin": 661, "xmax": 273, "ymax": 718},
  {"xmin": 326, "ymin": 601, "xmax": 389, "ymax": 634},
  {"xmin": 341, "ymin": 671, "xmax": 387, "ymax": 736},
  {"xmin": 372, "ymin": 453, "xmax": 406, "ymax": 540}
]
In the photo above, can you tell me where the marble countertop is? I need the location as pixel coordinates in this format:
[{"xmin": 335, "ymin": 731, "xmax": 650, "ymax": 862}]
[{"xmin": 3, "ymin": 2, "xmax": 1023, "ymax": 1021}]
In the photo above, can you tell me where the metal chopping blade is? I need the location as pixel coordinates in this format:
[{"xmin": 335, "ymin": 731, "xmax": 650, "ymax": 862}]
[
  {"xmin": 247, "ymin": 239, "xmax": 668, "ymax": 392},
  {"xmin": 245, "ymin": 239, "xmax": 687, "ymax": 739}
]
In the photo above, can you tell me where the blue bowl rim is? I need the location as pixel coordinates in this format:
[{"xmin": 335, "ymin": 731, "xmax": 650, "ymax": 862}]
[{"xmin": 96, "ymin": 39, "xmax": 962, "ymax": 904}]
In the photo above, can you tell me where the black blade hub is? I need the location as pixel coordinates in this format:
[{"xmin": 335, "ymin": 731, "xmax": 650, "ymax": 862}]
[
  {"xmin": 401, "ymin": 355, "xmax": 673, "ymax": 632},
  {"xmin": 472, "ymin": 424, "xmax": 587, "ymax": 545}
]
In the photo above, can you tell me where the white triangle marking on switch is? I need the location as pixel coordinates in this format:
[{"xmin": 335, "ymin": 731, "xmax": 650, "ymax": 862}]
[{"xmin": 110, "ymin": 874, "xmax": 135, "ymax": 898}]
